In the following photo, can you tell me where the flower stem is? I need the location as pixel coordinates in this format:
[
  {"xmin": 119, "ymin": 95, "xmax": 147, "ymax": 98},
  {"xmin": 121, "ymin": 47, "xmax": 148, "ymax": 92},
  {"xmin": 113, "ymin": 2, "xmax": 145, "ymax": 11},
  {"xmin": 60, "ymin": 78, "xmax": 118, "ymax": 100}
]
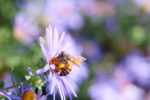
[
  {"xmin": 3, "ymin": 83, "xmax": 21, "ymax": 90},
  {"xmin": 3, "ymin": 80, "xmax": 25, "ymax": 91}
]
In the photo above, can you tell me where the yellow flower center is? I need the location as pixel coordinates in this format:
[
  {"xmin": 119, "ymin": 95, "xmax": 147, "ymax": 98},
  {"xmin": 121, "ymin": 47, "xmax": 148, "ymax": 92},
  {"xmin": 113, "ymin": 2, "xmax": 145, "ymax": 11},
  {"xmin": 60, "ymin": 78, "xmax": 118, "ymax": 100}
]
[{"xmin": 22, "ymin": 90, "xmax": 35, "ymax": 100}]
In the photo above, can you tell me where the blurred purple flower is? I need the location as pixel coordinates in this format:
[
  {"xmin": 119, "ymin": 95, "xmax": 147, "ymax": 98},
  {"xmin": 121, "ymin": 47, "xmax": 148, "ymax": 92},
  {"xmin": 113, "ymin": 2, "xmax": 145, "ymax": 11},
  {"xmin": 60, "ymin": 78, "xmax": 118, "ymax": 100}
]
[
  {"xmin": 21, "ymin": 83, "xmax": 32, "ymax": 95},
  {"xmin": 13, "ymin": 0, "xmax": 83, "ymax": 46},
  {"xmin": 134, "ymin": 0, "xmax": 150, "ymax": 14},
  {"xmin": 80, "ymin": 0, "xmax": 116, "ymax": 20},
  {"xmin": 13, "ymin": 13, "xmax": 41, "ymax": 46},
  {"xmin": 105, "ymin": 16, "xmax": 117, "ymax": 33},
  {"xmin": 0, "ymin": 89, "xmax": 20, "ymax": 100},
  {"xmin": 124, "ymin": 53, "xmax": 150, "ymax": 86},
  {"xmin": 88, "ymin": 79, "xmax": 121, "ymax": 100},
  {"xmin": 43, "ymin": 0, "xmax": 83, "ymax": 30},
  {"xmin": 88, "ymin": 66, "xmax": 144, "ymax": 100},
  {"xmin": 36, "ymin": 25, "xmax": 88, "ymax": 100},
  {"xmin": 27, "ymin": 67, "xmax": 32, "ymax": 76},
  {"xmin": 0, "ymin": 71, "xmax": 18, "ymax": 94},
  {"xmin": 82, "ymin": 41, "xmax": 101, "ymax": 62}
]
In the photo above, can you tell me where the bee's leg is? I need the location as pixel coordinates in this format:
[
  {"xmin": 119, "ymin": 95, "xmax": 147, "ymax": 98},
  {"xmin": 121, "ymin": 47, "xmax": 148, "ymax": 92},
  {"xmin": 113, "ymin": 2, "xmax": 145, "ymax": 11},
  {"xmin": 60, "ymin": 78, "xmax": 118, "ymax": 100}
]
[
  {"xmin": 65, "ymin": 70, "xmax": 69, "ymax": 75},
  {"xmin": 54, "ymin": 67, "xmax": 62, "ymax": 72},
  {"xmin": 60, "ymin": 72, "xmax": 65, "ymax": 76},
  {"xmin": 66, "ymin": 68, "xmax": 71, "ymax": 73},
  {"xmin": 60, "ymin": 70, "xmax": 69, "ymax": 76}
]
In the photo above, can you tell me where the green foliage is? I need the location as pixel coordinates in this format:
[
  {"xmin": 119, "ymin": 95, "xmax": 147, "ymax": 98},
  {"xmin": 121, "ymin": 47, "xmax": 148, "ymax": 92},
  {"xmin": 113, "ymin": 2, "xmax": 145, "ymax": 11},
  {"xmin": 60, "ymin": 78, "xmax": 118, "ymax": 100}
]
[
  {"xmin": 130, "ymin": 26, "xmax": 146, "ymax": 45},
  {"xmin": 0, "ymin": 0, "xmax": 17, "ymax": 25},
  {"xmin": 25, "ymin": 72, "xmax": 44, "ymax": 90},
  {"xmin": 0, "ymin": 80, "xmax": 4, "ymax": 89},
  {"xmin": 0, "ymin": 94, "xmax": 5, "ymax": 99}
]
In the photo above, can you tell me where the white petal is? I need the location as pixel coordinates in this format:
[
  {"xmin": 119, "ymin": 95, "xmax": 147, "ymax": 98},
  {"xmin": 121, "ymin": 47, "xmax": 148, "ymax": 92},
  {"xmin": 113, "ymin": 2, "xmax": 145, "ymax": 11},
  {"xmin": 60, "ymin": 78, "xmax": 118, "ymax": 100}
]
[
  {"xmin": 58, "ymin": 32, "xmax": 65, "ymax": 48},
  {"xmin": 59, "ymin": 81, "xmax": 66, "ymax": 100},
  {"xmin": 61, "ymin": 42, "xmax": 71, "ymax": 52},
  {"xmin": 56, "ymin": 79, "xmax": 64, "ymax": 100},
  {"xmin": 46, "ymin": 25, "xmax": 52, "ymax": 52},
  {"xmin": 63, "ymin": 78, "xmax": 77, "ymax": 97},
  {"xmin": 39, "ymin": 37, "xmax": 49, "ymax": 62},
  {"xmin": 53, "ymin": 89, "xmax": 56, "ymax": 100},
  {"xmin": 36, "ymin": 64, "xmax": 49, "ymax": 74},
  {"xmin": 52, "ymin": 27, "xmax": 59, "ymax": 56},
  {"xmin": 60, "ymin": 78, "xmax": 72, "ymax": 100},
  {"xmin": 50, "ymin": 73, "xmax": 56, "ymax": 94}
]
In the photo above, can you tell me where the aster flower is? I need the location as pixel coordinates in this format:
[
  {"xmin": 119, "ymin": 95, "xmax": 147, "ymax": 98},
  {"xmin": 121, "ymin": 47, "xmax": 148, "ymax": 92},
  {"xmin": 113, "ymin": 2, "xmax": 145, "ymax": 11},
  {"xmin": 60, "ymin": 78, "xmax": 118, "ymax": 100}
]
[
  {"xmin": 21, "ymin": 84, "xmax": 35, "ymax": 100},
  {"xmin": 22, "ymin": 67, "xmax": 47, "ymax": 100},
  {"xmin": 21, "ymin": 83, "xmax": 47, "ymax": 100},
  {"xmin": 36, "ymin": 25, "xmax": 88, "ymax": 100}
]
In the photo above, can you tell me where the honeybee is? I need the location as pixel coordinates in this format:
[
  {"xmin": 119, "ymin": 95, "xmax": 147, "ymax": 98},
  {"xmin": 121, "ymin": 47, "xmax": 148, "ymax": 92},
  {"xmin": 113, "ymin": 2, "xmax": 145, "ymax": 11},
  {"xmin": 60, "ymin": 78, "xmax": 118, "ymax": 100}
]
[{"xmin": 49, "ymin": 51, "xmax": 86, "ymax": 76}]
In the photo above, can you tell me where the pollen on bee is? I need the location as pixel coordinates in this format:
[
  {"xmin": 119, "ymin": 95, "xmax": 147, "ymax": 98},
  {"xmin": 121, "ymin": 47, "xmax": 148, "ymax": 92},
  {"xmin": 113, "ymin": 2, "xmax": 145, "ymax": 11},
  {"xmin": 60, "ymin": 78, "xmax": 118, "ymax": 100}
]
[{"xmin": 59, "ymin": 63, "xmax": 65, "ymax": 68}]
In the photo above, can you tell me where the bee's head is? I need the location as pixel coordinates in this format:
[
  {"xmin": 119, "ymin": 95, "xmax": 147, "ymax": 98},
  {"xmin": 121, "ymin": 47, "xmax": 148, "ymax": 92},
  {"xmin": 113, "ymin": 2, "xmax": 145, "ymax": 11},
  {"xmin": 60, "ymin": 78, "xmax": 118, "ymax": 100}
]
[{"xmin": 49, "ymin": 57, "xmax": 56, "ymax": 64}]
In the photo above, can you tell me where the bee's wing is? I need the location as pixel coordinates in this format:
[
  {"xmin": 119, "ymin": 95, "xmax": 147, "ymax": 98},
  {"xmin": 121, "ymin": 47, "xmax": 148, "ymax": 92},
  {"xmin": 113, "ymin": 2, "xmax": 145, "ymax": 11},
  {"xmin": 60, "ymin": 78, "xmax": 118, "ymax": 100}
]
[
  {"xmin": 70, "ymin": 60, "xmax": 80, "ymax": 67},
  {"xmin": 70, "ymin": 56, "xmax": 86, "ymax": 67}
]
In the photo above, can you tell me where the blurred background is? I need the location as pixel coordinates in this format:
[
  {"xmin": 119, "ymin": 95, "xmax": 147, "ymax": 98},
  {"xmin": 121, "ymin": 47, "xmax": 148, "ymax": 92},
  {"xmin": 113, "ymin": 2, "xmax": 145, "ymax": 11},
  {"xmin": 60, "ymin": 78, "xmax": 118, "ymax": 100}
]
[{"xmin": 0, "ymin": 0, "xmax": 150, "ymax": 100}]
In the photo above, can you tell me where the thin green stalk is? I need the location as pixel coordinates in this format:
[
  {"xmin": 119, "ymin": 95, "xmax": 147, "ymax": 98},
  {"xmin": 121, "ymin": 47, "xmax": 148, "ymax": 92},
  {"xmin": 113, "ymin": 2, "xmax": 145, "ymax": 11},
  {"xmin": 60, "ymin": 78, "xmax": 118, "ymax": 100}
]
[
  {"xmin": 3, "ymin": 80, "xmax": 25, "ymax": 91},
  {"xmin": 11, "ymin": 66, "xmax": 15, "ymax": 85},
  {"xmin": 3, "ymin": 83, "xmax": 20, "ymax": 90}
]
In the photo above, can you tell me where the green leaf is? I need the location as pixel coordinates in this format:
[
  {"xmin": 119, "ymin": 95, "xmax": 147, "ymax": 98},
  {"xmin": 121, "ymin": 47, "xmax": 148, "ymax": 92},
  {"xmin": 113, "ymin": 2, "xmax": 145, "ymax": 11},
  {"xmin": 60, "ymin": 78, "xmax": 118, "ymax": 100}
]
[
  {"xmin": 11, "ymin": 66, "xmax": 15, "ymax": 85},
  {"xmin": 0, "ymin": 94, "xmax": 5, "ymax": 99},
  {"xmin": 29, "ymin": 72, "xmax": 33, "ymax": 76},
  {"xmin": 25, "ymin": 75, "xmax": 31, "ymax": 80},
  {"xmin": 0, "ymin": 80, "xmax": 4, "ymax": 89}
]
